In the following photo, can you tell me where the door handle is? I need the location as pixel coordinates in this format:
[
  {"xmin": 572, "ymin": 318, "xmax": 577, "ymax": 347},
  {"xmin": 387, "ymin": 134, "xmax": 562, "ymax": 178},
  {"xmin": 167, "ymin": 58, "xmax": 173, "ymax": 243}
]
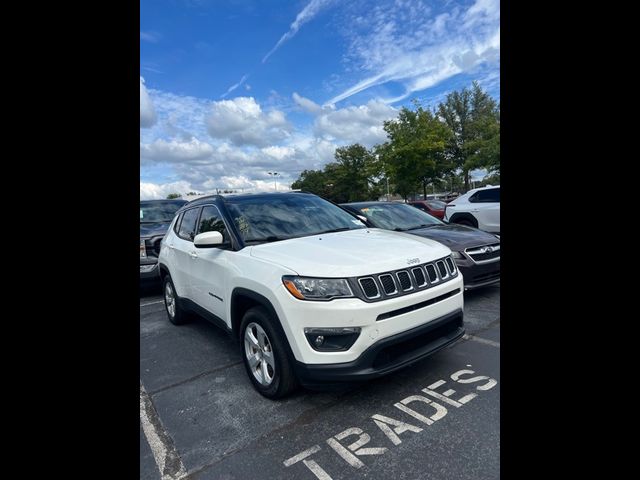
[{"xmin": 189, "ymin": 251, "xmax": 198, "ymax": 259}]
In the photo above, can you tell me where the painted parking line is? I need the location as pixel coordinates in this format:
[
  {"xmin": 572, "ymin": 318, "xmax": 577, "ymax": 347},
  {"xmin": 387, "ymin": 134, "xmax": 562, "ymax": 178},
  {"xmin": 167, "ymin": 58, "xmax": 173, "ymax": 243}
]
[
  {"xmin": 463, "ymin": 334, "xmax": 500, "ymax": 348},
  {"xmin": 140, "ymin": 383, "xmax": 188, "ymax": 480},
  {"xmin": 140, "ymin": 300, "xmax": 164, "ymax": 307}
]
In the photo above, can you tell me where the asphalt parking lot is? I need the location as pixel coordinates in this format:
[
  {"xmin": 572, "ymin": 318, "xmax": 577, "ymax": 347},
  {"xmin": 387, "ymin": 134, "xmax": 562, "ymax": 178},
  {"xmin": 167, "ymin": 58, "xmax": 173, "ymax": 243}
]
[{"xmin": 140, "ymin": 283, "xmax": 500, "ymax": 480}]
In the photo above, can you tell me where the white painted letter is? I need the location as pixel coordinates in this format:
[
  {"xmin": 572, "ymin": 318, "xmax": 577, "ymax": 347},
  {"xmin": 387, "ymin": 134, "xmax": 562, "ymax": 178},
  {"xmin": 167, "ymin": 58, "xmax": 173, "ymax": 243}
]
[
  {"xmin": 326, "ymin": 427, "xmax": 387, "ymax": 469},
  {"xmin": 394, "ymin": 395, "xmax": 448, "ymax": 423},
  {"xmin": 372, "ymin": 414, "xmax": 422, "ymax": 446},
  {"xmin": 284, "ymin": 445, "xmax": 333, "ymax": 480},
  {"xmin": 451, "ymin": 369, "xmax": 498, "ymax": 390}
]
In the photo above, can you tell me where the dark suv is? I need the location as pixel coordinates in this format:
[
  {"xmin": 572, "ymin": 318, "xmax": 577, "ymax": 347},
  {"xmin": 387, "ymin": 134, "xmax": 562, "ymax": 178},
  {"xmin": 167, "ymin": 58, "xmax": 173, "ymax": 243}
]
[{"xmin": 140, "ymin": 199, "xmax": 187, "ymax": 282}]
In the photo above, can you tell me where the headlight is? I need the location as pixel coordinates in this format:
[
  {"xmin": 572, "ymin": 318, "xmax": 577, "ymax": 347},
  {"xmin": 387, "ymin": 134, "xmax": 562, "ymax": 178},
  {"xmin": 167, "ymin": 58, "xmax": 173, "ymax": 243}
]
[
  {"xmin": 451, "ymin": 251, "xmax": 464, "ymax": 259},
  {"xmin": 140, "ymin": 239, "xmax": 147, "ymax": 258},
  {"xmin": 282, "ymin": 276, "xmax": 353, "ymax": 301}
]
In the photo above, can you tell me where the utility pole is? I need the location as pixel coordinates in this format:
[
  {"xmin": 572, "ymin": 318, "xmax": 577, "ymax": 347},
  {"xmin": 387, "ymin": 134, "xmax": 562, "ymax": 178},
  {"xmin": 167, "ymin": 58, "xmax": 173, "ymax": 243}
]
[{"xmin": 386, "ymin": 176, "xmax": 390, "ymax": 201}]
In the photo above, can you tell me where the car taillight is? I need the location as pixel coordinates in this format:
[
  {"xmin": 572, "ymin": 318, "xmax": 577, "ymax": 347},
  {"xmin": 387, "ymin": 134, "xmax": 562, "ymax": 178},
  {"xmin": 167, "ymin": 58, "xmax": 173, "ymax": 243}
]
[{"xmin": 140, "ymin": 239, "xmax": 147, "ymax": 258}]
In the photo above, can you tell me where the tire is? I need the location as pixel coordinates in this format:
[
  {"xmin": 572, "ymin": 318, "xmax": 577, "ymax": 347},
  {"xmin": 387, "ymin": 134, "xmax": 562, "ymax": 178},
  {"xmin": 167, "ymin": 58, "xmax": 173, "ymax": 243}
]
[
  {"xmin": 240, "ymin": 306, "xmax": 297, "ymax": 399},
  {"xmin": 452, "ymin": 216, "xmax": 477, "ymax": 228},
  {"xmin": 163, "ymin": 274, "xmax": 189, "ymax": 325}
]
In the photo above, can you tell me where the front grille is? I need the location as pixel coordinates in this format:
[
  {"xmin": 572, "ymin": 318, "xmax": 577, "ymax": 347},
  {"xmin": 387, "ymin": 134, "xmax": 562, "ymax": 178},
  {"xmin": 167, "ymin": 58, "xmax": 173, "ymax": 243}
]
[
  {"xmin": 397, "ymin": 271, "xmax": 412, "ymax": 291},
  {"xmin": 379, "ymin": 274, "xmax": 397, "ymax": 295},
  {"xmin": 425, "ymin": 264, "xmax": 438, "ymax": 283},
  {"xmin": 445, "ymin": 257, "xmax": 456, "ymax": 274},
  {"xmin": 436, "ymin": 261, "xmax": 448, "ymax": 279},
  {"xmin": 412, "ymin": 267, "xmax": 426, "ymax": 287},
  {"xmin": 153, "ymin": 239, "xmax": 162, "ymax": 255},
  {"xmin": 358, "ymin": 277, "xmax": 380, "ymax": 298},
  {"xmin": 356, "ymin": 255, "xmax": 458, "ymax": 301},
  {"xmin": 466, "ymin": 243, "xmax": 500, "ymax": 262}
]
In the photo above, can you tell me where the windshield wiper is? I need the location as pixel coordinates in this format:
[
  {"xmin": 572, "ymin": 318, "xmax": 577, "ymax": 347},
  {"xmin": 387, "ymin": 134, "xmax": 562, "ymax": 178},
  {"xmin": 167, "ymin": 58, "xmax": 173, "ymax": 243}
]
[
  {"xmin": 316, "ymin": 227, "xmax": 352, "ymax": 234},
  {"xmin": 244, "ymin": 236, "xmax": 288, "ymax": 244},
  {"xmin": 406, "ymin": 224, "xmax": 432, "ymax": 231}
]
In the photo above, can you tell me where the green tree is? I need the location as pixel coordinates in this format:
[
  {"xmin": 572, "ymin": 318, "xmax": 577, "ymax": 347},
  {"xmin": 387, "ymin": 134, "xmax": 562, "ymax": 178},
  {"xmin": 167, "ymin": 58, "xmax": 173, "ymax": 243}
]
[
  {"xmin": 291, "ymin": 144, "xmax": 380, "ymax": 202},
  {"xmin": 166, "ymin": 193, "xmax": 182, "ymax": 199},
  {"xmin": 437, "ymin": 82, "xmax": 500, "ymax": 189},
  {"xmin": 291, "ymin": 169, "xmax": 333, "ymax": 198},
  {"xmin": 378, "ymin": 104, "xmax": 453, "ymax": 200}
]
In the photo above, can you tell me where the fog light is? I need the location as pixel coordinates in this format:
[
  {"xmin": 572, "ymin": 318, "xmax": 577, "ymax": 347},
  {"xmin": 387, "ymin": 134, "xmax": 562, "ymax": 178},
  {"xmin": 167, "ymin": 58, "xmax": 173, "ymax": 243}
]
[{"xmin": 304, "ymin": 327, "xmax": 361, "ymax": 351}]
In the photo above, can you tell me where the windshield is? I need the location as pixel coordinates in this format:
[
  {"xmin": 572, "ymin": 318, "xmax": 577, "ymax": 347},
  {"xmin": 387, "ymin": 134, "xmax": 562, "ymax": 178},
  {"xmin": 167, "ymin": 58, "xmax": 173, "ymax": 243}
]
[
  {"xmin": 225, "ymin": 194, "xmax": 366, "ymax": 244},
  {"xmin": 426, "ymin": 200, "xmax": 447, "ymax": 209},
  {"xmin": 355, "ymin": 203, "xmax": 444, "ymax": 231},
  {"xmin": 140, "ymin": 201, "xmax": 185, "ymax": 223}
]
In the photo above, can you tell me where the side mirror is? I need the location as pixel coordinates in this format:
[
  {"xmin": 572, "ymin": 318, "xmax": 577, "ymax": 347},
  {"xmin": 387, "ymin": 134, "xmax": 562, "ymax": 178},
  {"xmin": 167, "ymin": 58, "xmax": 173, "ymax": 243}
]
[
  {"xmin": 356, "ymin": 215, "xmax": 368, "ymax": 223},
  {"xmin": 194, "ymin": 231, "xmax": 223, "ymax": 248}
]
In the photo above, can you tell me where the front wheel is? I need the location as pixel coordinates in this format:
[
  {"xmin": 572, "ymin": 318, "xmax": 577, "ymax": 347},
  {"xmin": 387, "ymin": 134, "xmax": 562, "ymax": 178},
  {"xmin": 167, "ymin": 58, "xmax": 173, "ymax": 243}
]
[
  {"xmin": 240, "ymin": 306, "xmax": 297, "ymax": 399},
  {"xmin": 163, "ymin": 274, "xmax": 189, "ymax": 325}
]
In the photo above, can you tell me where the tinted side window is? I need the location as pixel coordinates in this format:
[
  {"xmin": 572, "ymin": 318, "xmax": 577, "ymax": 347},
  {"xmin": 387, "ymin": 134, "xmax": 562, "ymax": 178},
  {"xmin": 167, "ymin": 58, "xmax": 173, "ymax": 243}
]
[
  {"xmin": 198, "ymin": 206, "xmax": 229, "ymax": 243},
  {"xmin": 178, "ymin": 208, "xmax": 200, "ymax": 241},
  {"xmin": 414, "ymin": 204, "xmax": 428, "ymax": 211},
  {"xmin": 173, "ymin": 212, "xmax": 184, "ymax": 235},
  {"xmin": 476, "ymin": 188, "xmax": 500, "ymax": 203}
]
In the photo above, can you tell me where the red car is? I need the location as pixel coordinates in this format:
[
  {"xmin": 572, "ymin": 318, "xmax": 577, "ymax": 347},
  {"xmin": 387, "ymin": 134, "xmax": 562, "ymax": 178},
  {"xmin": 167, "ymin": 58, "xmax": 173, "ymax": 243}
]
[{"xmin": 408, "ymin": 200, "xmax": 447, "ymax": 219}]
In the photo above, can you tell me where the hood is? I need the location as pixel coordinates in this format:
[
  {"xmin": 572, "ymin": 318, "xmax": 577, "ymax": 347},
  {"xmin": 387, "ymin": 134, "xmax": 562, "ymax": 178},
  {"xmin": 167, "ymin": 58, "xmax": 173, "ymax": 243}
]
[
  {"xmin": 249, "ymin": 228, "xmax": 451, "ymax": 277},
  {"xmin": 140, "ymin": 221, "xmax": 171, "ymax": 238},
  {"xmin": 408, "ymin": 224, "xmax": 499, "ymax": 251}
]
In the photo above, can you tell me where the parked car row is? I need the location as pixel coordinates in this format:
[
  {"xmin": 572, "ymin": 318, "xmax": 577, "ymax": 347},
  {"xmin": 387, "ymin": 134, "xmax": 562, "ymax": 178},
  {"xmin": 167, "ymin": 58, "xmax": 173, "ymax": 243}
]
[
  {"xmin": 341, "ymin": 201, "xmax": 500, "ymax": 289},
  {"xmin": 139, "ymin": 189, "xmax": 499, "ymax": 398}
]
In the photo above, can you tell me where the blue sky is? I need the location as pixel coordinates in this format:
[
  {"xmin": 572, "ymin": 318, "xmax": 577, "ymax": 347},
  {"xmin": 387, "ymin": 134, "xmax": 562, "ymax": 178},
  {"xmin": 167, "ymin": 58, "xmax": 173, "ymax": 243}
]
[{"xmin": 140, "ymin": 0, "xmax": 500, "ymax": 199}]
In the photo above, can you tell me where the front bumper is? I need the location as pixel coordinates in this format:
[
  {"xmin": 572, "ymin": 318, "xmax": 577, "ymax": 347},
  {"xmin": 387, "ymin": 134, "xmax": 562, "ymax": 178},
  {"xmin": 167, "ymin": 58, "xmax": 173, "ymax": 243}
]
[
  {"xmin": 456, "ymin": 259, "xmax": 500, "ymax": 290},
  {"xmin": 272, "ymin": 273, "xmax": 464, "ymax": 365},
  {"xmin": 140, "ymin": 259, "xmax": 160, "ymax": 282},
  {"xmin": 294, "ymin": 309, "xmax": 464, "ymax": 387}
]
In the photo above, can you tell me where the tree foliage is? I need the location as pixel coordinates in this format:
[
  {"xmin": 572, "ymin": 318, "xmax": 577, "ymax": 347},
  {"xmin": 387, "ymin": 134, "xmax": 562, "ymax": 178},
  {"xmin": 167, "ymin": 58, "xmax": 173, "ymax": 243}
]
[
  {"xmin": 291, "ymin": 144, "xmax": 380, "ymax": 202},
  {"xmin": 166, "ymin": 193, "xmax": 182, "ymax": 199},
  {"xmin": 438, "ymin": 81, "xmax": 500, "ymax": 188},
  {"xmin": 290, "ymin": 82, "xmax": 499, "ymax": 200}
]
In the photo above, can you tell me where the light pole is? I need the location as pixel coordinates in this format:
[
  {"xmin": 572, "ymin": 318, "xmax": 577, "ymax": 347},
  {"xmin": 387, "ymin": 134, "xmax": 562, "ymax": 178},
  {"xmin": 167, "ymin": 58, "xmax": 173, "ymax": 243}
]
[
  {"xmin": 386, "ymin": 176, "xmax": 390, "ymax": 201},
  {"xmin": 268, "ymin": 172, "xmax": 280, "ymax": 191}
]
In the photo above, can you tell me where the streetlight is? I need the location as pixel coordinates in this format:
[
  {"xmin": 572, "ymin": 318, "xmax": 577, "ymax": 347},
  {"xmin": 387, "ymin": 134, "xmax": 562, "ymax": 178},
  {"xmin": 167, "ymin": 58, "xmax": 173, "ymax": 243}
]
[{"xmin": 268, "ymin": 172, "xmax": 280, "ymax": 191}]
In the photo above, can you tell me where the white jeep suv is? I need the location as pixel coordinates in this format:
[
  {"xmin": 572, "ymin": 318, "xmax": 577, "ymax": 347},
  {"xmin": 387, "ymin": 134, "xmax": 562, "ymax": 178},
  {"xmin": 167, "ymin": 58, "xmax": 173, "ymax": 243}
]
[
  {"xmin": 158, "ymin": 192, "xmax": 465, "ymax": 398},
  {"xmin": 444, "ymin": 185, "xmax": 500, "ymax": 234}
]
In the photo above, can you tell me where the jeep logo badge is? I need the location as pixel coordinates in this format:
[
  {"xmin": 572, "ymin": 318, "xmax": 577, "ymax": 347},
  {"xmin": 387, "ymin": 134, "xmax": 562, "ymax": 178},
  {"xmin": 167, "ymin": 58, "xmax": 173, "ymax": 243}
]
[{"xmin": 407, "ymin": 258, "xmax": 420, "ymax": 265}]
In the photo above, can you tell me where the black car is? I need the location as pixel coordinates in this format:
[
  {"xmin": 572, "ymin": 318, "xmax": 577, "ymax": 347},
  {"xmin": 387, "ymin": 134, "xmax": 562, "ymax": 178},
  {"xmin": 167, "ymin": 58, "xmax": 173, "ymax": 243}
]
[
  {"xmin": 341, "ymin": 201, "xmax": 500, "ymax": 290},
  {"xmin": 140, "ymin": 199, "xmax": 188, "ymax": 282}
]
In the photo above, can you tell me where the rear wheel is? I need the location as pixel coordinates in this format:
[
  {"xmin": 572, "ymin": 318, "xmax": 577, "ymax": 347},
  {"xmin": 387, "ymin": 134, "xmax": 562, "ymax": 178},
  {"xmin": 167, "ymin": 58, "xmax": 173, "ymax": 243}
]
[{"xmin": 240, "ymin": 306, "xmax": 297, "ymax": 399}]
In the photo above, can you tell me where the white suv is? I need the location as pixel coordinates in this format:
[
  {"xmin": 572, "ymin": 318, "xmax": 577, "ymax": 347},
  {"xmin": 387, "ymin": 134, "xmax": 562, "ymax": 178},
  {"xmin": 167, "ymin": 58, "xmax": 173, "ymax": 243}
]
[
  {"xmin": 158, "ymin": 192, "xmax": 465, "ymax": 398},
  {"xmin": 444, "ymin": 185, "xmax": 500, "ymax": 234}
]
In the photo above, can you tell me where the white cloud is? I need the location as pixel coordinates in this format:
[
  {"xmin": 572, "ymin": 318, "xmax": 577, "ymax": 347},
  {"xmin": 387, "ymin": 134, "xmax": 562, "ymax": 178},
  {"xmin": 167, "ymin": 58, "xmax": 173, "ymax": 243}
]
[
  {"xmin": 327, "ymin": 0, "xmax": 500, "ymax": 105},
  {"xmin": 140, "ymin": 77, "xmax": 157, "ymax": 128},
  {"xmin": 262, "ymin": 0, "xmax": 335, "ymax": 63},
  {"xmin": 140, "ymin": 137, "xmax": 214, "ymax": 163},
  {"xmin": 292, "ymin": 92, "xmax": 324, "ymax": 114},
  {"xmin": 261, "ymin": 145, "xmax": 295, "ymax": 160},
  {"xmin": 220, "ymin": 74, "xmax": 249, "ymax": 98},
  {"xmin": 314, "ymin": 100, "xmax": 396, "ymax": 146},
  {"xmin": 206, "ymin": 97, "xmax": 291, "ymax": 147},
  {"xmin": 140, "ymin": 91, "xmax": 398, "ymax": 196},
  {"xmin": 140, "ymin": 31, "xmax": 160, "ymax": 43},
  {"xmin": 140, "ymin": 180, "xmax": 195, "ymax": 200}
]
